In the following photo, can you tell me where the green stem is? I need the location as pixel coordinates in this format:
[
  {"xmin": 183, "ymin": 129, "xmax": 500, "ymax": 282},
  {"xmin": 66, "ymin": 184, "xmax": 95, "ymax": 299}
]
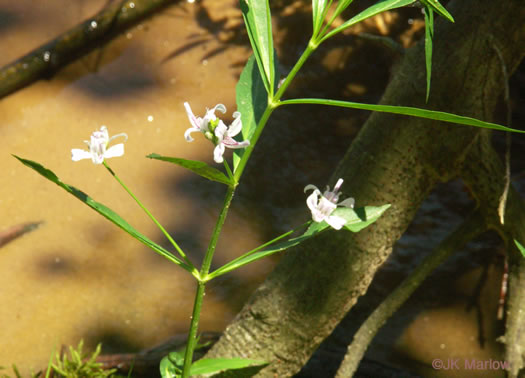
[
  {"xmin": 206, "ymin": 221, "xmax": 311, "ymax": 281},
  {"xmin": 201, "ymin": 185, "xmax": 236, "ymax": 277},
  {"xmin": 223, "ymin": 160, "xmax": 234, "ymax": 183},
  {"xmin": 103, "ymin": 162, "xmax": 195, "ymax": 271},
  {"xmin": 182, "ymin": 281, "xmax": 206, "ymax": 378},
  {"xmin": 233, "ymin": 41, "xmax": 318, "ymax": 183},
  {"xmin": 181, "ymin": 185, "xmax": 236, "ymax": 377},
  {"xmin": 274, "ymin": 39, "xmax": 317, "ymax": 101},
  {"xmin": 233, "ymin": 105, "xmax": 274, "ymax": 183},
  {"xmin": 181, "ymin": 31, "xmax": 323, "ymax": 377}
]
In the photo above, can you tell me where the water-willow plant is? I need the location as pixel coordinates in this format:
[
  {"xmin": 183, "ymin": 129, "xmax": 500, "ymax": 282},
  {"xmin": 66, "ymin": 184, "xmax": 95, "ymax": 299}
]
[{"xmin": 14, "ymin": 0, "xmax": 525, "ymax": 377}]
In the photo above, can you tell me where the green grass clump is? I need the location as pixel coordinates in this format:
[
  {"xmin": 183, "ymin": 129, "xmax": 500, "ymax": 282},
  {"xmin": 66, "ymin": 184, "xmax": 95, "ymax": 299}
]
[{"xmin": 51, "ymin": 341, "xmax": 116, "ymax": 378}]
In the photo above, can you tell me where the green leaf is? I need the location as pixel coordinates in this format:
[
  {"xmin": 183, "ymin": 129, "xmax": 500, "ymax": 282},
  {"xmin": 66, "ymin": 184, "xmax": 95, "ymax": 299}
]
[
  {"xmin": 209, "ymin": 205, "xmax": 390, "ymax": 280},
  {"xmin": 312, "ymin": 0, "xmax": 326, "ymax": 36},
  {"xmin": 332, "ymin": 0, "xmax": 356, "ymax": 20},
  {"xmin": 233, "ymin": 54, "xmax": 270, "ymax": 171},
  {"xmin": 423, "ymin": 6, "xmax": 434, "ymax": 102},
  {"xmin": 14, "ymin": 155, "xmax": 193, "ymax": 273},
  {"xmin": 514, "ymin": 239, "xmax": 525, "ymax": 258},
  {"xmin": 208, "ymin": 233, "xmax": 313, "ymax": 279},
  {"xmin": 280, "ymin": 98, "xmax": 525, "ymax": 134},
  {"xmin": 147, "ymin": 154, "xmax": 232, "ymax": 186},
  {"xmin": 190, "ymin": 358, "xmax": 267, "ymax": 375},
  {"xmin": 420, "ymin": 0, "xmax": 454, "ymax": 23},
  {"xmin": 159, "ymin": 354, "xmax": 181, "ymax": 378},
  {"xmin": 322, "ymin": 0, "xmax": 415, "ymax": 43},
  {"xmin": 305, "ymin": 205, "xmax": 391, "ymax": 234},
  {"xmin": 338, "ymin": 204, "xmax": 391, "ymax": 232},
  {"xmin": 240, "ymin": 0, "xmax": 274, "ymax": 94}
]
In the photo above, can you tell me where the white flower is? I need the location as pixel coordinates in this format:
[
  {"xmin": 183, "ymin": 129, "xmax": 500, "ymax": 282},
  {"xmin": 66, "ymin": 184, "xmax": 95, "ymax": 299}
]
[
  {"xmin": 184, "ymin": 102, "xmax": 250, "ymax": 163},
  {"xmin": 71, "ymin": 126, "xmax": 127, "ymax": 164},
  {"xmin": 304, "ymin": 178, "xmax": 355, "ymax": 230}
]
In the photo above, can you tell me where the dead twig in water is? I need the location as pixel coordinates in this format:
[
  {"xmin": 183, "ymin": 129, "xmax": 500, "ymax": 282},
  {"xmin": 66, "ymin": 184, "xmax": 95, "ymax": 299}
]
[
  {"xmin": 0, "ymin": 0, "xmax": 177, "ymax": 99},
  {"xmin": 0, "ymin": 221, "xmax": 43, "ymax": 248}
]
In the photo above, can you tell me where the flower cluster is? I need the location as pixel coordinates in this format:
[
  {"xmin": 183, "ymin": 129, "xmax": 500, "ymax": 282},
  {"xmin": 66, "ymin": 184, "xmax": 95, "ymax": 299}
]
[
  {"xmin": 184, "ymin": 102, "xmax": 250, "ymax": 163},
  {"xmin": 304, "ymin": 178, "xmax": 354, "ymax": 230},
  {"xmin": 71, "ymin": 126, "xmax": 127, "ymax": 164}
]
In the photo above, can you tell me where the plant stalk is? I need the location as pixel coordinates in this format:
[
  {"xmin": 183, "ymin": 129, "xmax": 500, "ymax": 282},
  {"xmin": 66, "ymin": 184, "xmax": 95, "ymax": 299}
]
[
  {"xmin": 182, "ymin": 281, "xmax": 206, "ymax": 378},
  {"xmin": 181, "ymin": 185, "xmax": 236, "ymax": 377},
  {"xmin": 233, "ymin": 42, "xmax": 317, "ymax": 183},
  {"xmin": 103, "ymin": 162, "xmax": 195, "ymax": 271},
  {"xmin": 181, "ymin": 29, "xmax": 321, "ymax": 377}
]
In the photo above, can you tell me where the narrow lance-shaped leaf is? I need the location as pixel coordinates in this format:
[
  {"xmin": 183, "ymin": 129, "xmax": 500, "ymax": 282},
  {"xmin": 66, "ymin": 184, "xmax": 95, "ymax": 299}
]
[
  {"xmin": 233, "ymin": 54, "xmax": 270, "ymax": 171},
  {"xmin": 279, "ymin": 98, "xmax": 525, "ymax": 134},
  {"xmin": 420, "ymin": 0, "xmax": 454, "ymax": 23},
  {"xmin": 514, "ymin": 240, "xmax": 525, "ymax": 258},
  {"xmin": 209, "ymin": 233, "xmax": 313, "ymax": 279},
  {"xmin": 13, "ymin": 155, "xmax": 193, "ymax": 273},
  {"xmin": 240, "ymin": 0, "xmax": 274, "ymax": 94},
  {"xmin": 209, "ymin": 205, "xmax": 389, "ymax": 279},
  {"xmin": 312, "ymin": 0, "xmax": 329, "ymax": 37},
  {"xmin": 331, "ymin": 0, "xmax": 356, "ymax": 22},
  {"xmin": 424, "ymin": 6, "xmax": 434, "ymax": 102},
  {"xmin": 321, "ymin": 0, "xmax": 415, "ymax": 43},
  {"xmin": 147, "ymin": 154, "xmax": 232, "ymax": 186},
  {"xmin": 305, "ymin": 204, "xmax": 391, "ymax": 234}
]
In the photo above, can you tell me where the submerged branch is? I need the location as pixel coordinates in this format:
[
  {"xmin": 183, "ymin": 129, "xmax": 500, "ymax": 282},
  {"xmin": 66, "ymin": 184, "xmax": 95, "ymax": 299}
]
[
  {"xmin": 0, "ymin": 221, "xmax": 43, "ymax": 248},
  {"xmin": 335, "ymin": 211, "xmax": 485, "ymax": 378},
  {"xmin": 0, "ymin": 0, "xmax": 176, "ymax": 99}
]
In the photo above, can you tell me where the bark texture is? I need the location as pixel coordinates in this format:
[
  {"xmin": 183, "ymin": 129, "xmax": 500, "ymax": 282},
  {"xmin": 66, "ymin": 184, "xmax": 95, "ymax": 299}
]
[
  {"xmin": 204, "ymin": 0, "xmax": 525, "ymax": 376},
  {"xmin": 462, "ymin": 132, "xmax": 525, "ymax": 377},
  {"xmin": 335, "ymin": 211, "xmax": 485, "ymax": 377}
]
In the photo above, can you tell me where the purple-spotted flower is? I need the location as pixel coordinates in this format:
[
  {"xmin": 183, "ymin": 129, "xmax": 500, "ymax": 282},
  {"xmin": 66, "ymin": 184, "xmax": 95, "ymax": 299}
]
[
  {"xmin": 304, "ymin": 178, "xmax": 355, "ymax": 230},
  {"xmin": 184, "ymin": 102, "xmax": 250, "ymax": 164},
  {"xmin": 71, "ymin": 126, "xmax": 127, "ymax": 164}
]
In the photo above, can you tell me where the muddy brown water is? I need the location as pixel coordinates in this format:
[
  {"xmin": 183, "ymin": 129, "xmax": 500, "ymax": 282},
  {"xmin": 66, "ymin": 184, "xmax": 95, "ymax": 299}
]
[{"xmin": 1, "ymin": 1, "xmax": 522, "ymax": 377}]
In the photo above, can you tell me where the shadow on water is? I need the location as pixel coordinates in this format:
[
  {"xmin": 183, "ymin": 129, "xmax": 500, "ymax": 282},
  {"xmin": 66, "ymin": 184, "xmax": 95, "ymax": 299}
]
[
  {"xmin": 85, "ymin": 328, "xmax": 142, "ymax": 355},
  {"xmin": 161, "ymin": 1, "xmax": 246, "ymax": 65},
  {"xmin": 0, "ymin": 9, "xmax": 20, "ymax": 33}
]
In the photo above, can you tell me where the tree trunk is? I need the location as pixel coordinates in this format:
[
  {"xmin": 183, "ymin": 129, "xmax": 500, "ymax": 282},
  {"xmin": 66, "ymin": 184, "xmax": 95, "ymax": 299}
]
[
  {"xmin": 462, "ymin": 132, "xmax": 525, "ymax": 377},
  {"xmin": 204, "ymin": 0, "xmax": 525, "ymax": 376}
]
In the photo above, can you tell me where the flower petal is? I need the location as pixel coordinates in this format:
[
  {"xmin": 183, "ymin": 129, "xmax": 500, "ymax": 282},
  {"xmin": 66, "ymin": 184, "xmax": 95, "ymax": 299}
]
[
  {"xmin": 184, "ymin": 127, "xmax": 200, "ymax": 142},
  {"xmin": 105, "ymin": 144, "xmax": 125, "ymax": 159},
  {"xmin": 304, "ymin": 184, "xmax": 319, "ymax": 193},
  {"xmin": 71, "ymin": 149, "xmax": 92, "ymax": 162},
  {"xmin": 213, "ymin": 143, "xmax": 226, "ymax": 163},
  {"xmin": 227, "ymin": 111, "xmax": 242, "ymax": 137},
  {"xmin": 108, "ymin": 132, "xmax": 128, "ymax": 144},
  {"xmin": 221, "ymin": 135, "xmax": 250, "ymax": 149},
  {"xmin": 326, "ymin": 215, "xmax": 346, "ymax": 230},
  {"xmin": 214, "ymin": 122, "xmax": 227, "ymax": 143},
  {"xmin": 306, "ymin": 190, "xmax": 322, "ymax": 218},
  {"xmin": 212, "ymin": 104, "xmax": 227, "ymax": 114},
  {"xmin": 184, "ymin": 102, "xmax": 200, "ymax": 129},
  {"xmin": 339, "ymin": 198, "xmax": 355, "ymax": 209}
]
